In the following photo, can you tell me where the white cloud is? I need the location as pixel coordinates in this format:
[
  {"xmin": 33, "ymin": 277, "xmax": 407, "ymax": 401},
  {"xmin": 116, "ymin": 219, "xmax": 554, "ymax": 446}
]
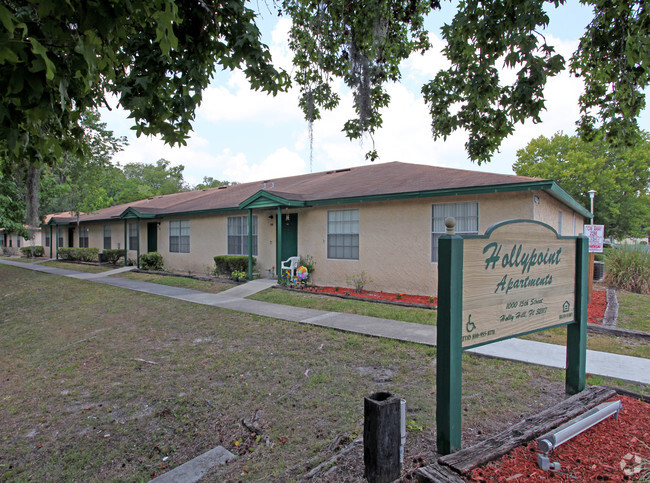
[{"xmin": 221, "ymin": 147, "xmax": 307, "ymax": 183}]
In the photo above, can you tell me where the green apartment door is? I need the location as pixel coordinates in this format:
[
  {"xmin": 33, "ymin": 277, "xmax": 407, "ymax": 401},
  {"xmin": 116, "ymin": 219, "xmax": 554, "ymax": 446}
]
[
  {"xmin": 147, "ymin": 223, "xmax": 158, "ymax": 253},
  {"xmin": 280, "ymin": 214, "xmax": 298, "ymax": 261}
]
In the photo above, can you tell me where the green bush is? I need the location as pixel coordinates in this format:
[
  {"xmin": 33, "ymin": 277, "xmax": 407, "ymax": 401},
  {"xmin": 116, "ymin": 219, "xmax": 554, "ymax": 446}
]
[
  {"xmin": 57, "ymin": 247, "xmax": 99, "ymax": 262},
  {"xmin": 231, "ymin": 270, "xmax": 247, "ymax": 282},
  {"xmin": 140, "ymin": 252, "xmax": 164, "ymax": 271},
  {"xmin": 605, "ymin": 246, "xmax": 650, "ymax": 294},
  {"xmin": 20, "ymin": 246, "xmax": 44, "ymax": 257},
  {"xmin": 102, "ymin": 249, "xmax": 125, "ymax": 265},
  {"xmin": 213, "ymin": 255, "xmax": 256, "ymax": 276}
]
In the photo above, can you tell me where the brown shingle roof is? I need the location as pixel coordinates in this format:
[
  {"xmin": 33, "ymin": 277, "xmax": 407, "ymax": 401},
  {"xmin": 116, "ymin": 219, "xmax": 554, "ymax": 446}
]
[{"xmin": 47, "ymin": 162, "xmax": 545, "ymax": 223}]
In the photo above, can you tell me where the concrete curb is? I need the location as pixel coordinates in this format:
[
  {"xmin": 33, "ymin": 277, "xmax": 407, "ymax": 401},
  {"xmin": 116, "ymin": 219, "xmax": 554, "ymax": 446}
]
[{"xmin": 148, "ymin": 446, "xmax": 235, "ymax": 483}]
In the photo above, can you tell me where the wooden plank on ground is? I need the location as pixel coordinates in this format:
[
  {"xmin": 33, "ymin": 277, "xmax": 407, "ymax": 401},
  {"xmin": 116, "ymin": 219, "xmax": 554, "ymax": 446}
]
[
  {"xmin": 438, "ymin": 385, "xmax": 617, "ymax": 475},
  {"xmin": 414, "ymin": 462, "xmax": 466, "ymax": 482}
]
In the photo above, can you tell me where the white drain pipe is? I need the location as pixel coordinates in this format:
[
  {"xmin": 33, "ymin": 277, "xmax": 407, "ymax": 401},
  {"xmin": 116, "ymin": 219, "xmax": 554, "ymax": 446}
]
[{"xmin": 537, "ymin": 400, "xmax": 622, "ymax": 471}]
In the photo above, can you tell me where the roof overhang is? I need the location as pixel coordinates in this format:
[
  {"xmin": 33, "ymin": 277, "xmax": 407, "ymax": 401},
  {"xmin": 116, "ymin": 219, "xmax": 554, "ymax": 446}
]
[
  {"xmin": 306, "ymin": 180, "xmax": 593, "ymax": 219},
  {"xmin": 239, "ymin": 190, "xmax": 307, "ymax": 210}
]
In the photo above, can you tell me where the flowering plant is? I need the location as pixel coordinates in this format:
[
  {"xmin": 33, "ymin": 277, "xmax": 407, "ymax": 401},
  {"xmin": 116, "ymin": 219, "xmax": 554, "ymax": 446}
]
[{"xmin": 296, "ymin": 265, "xmax": 309, "ymax": 280}]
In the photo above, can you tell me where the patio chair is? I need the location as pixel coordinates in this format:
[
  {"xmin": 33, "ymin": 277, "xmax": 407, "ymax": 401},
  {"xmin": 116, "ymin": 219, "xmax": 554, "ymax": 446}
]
[{"xmin": 281, "ymin": 256, "xmax": 300, "ymax": 278}]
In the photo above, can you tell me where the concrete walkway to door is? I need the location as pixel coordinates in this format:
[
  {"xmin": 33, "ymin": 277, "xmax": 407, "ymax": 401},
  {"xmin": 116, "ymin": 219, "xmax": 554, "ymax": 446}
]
[{"xmin": 2, "ymin": 258, "xmax": 649, "ymax": 386}]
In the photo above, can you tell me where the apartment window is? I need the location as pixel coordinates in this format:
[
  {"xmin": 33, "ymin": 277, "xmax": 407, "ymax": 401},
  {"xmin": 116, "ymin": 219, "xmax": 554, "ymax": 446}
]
[
  {"xmin": 128, "ymin": 222, "xmax": 138, "ymax": 250},
  {"xmin": 169, "ymin": 220, "xmax": 190, "ymax": 253},
  {"xmin": 16, "ymin": 236, "xmax": 20, "ymax": 248},
  {"xmin": 103, "ymin": 225, "xmax": 111, "ymax": 250},
  {"xmin": 572, "ymin": 213, "xmax": 576, "ymax": 236},
  {"xmin": 227, "ymin": 216, "xmax": 257, "ymax": 256},
  {"xmin": 57, "ymin": 228, "xmax": 64, "ymax": 248},
  {"xmin": 431, "ymin": 202, "xmax": 478, "ymax": 262},
  {"xmin": 78, "ymin": 227, "xmax": 89, "ymax": 248},
  {"xmin": 8, "ymin": 237, "xmax": 12, "ymax": 247},
  {"xmin": 45, "ymin": 230, "xmax": 50, "ymax": 248},
  {"xmin": 327, "ymin": 209, "xmax": 359, "ymax": 260}
]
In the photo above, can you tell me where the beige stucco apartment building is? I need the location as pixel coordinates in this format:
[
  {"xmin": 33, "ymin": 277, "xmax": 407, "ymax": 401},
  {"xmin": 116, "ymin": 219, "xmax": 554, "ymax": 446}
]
[{"xmin": 43, "ymin": 162, "xmax": 591, "ymax": 295}]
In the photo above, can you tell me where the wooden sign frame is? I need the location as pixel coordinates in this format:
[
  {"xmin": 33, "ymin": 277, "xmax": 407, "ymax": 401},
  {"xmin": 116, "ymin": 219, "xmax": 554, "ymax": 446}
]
[{"xmin": 436, "ymin": 219, "xmax": 588, "ymax": 455}]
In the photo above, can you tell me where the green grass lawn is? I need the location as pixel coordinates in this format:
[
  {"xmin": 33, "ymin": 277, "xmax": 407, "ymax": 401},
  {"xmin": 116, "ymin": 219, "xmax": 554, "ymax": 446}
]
[
  {"xmin": 248, "ymin": 288, "xmax": 437, "ymax": 326},
  {"xmin": 617, "ymin": 290, "xmax": 650, "ymax": 332},
  {"xmin": 40, "ymin": 261, "xmax": 113, "ymax": 273},
  {"xmin": 113, "ymin": 271, "xmax": 236, "ymax": 294},
  {"xmin": 3, "ymin": 264, "xmax": 644, "ymax": 481},
  {"xmin": 522, "ymin": 325, "xmax": 650, "ymax": 359},
  {"xmin": 0, "ymin": 256, "xmax": 43, "ymax": 263}
]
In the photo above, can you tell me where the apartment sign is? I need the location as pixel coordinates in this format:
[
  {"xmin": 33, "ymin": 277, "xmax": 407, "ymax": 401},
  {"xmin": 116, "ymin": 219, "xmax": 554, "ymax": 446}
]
[
  {"xmin": 436, "ymin": 218, "xmax": 587, "ymax": 455},
  {"xmin": 461, "ymin": 221, "xmax": 576, "ymax": 348}
]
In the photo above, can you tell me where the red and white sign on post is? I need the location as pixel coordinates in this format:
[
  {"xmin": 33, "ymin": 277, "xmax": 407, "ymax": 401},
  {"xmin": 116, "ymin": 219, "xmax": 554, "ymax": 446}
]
[{"xmin": 584, "ymin": 225, "xmax": 605, "ymax": 253}]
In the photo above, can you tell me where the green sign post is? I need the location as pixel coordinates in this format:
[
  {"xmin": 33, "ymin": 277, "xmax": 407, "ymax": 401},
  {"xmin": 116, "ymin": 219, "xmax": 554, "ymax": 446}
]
[{"xmin": 436, "ymin": 218, "xmax": 588, "ymax": 455}]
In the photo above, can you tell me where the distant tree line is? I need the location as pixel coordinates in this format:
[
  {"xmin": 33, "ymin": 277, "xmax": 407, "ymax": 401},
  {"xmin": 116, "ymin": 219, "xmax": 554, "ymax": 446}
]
[{"xmin": 1, "ymin": 111, "xmax": 231, "ymax": 236}]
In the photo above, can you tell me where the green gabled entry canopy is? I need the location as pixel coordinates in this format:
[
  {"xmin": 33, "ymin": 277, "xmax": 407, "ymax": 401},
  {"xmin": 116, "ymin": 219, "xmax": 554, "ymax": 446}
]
[
  {"xmin": 118, "ymin": 207, "xmax": 158, "ymax": 219},
  {"xmin": 238, "ymin": 190, "xmax": 308, "ymax": 210}
]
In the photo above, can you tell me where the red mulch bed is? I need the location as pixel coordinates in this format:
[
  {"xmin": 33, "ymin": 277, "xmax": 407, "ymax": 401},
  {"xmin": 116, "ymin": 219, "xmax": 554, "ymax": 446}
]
[
  {"xmin": 588, "ymin": 289, "xmax": 607, "ymax": 325},
  {"xmin": 468, "ymin": 395, "xmax": 649, "ymax": 481},
  {"xmin": 304, "ymin": 287, "xmax": 607, "ymax": 317},
  {"xmin": 308, "ymin": 286, "xmax": 437, "ymax": 307}
]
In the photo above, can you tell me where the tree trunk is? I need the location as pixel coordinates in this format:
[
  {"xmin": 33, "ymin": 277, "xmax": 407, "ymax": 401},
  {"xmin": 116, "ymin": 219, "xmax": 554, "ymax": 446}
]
[{"xmin": 25, "ymin": 162, "xmax": 40, "ymax": 232}]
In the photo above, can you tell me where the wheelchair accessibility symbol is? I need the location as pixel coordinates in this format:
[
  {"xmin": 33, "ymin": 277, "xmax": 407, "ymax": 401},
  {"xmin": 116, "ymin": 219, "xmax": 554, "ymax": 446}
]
[{"xmin": 466, "ymin": 314, "xmax": 476, "ymax": 333}]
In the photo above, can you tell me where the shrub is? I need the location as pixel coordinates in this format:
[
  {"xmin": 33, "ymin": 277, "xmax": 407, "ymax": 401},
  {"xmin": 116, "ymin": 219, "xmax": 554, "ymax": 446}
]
[
  {"xmin": 57, "ymin": 247, "xmax": 99, "ymax": 262},
  {"xmin": 346, "ymin": 271, "xmax": 373, "ymax": 294},
  {"xmin": 20, "ymin": 246, "xmax": 44, "ymax": 257},
  {"xmin": 213, "ymin": 255, "xmax": 256, "ymax": 276},
  {"xmin": 231, "ymin": 270, "xmax": 247, "ymax": 282},
  {"xmin": 139, "ymin": 252, "xmax": 165, "ymax": 271},
  {"xmin": 605, "ymin": 246, "xmax": 650, "ymax": 294},
  {"xmin": 102, "ymin": 249, "xmax": 125, "ymax": 265}
]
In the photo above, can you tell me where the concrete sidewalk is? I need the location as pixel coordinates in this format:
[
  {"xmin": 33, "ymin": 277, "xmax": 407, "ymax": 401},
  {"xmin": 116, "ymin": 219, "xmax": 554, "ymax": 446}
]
[{"xmin": 2, "ymin": 259, "xmax": 649, "ymax": 385}]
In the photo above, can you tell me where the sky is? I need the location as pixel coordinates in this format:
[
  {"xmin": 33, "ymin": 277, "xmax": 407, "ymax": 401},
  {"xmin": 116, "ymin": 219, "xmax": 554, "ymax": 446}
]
[{"xmin": 99, "ymin": 2, "xmax": 650, "ymax": 186}]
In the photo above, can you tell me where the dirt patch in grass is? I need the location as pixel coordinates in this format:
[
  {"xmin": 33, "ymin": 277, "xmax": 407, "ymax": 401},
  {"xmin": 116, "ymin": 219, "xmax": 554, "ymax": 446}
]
[
  {"xmin": 113, "ymin": 271, "xmax": 237, "ymax": 294},
  {"xmin": 0, "ymin": 265, "xmax": 646, "ymax": 481}
]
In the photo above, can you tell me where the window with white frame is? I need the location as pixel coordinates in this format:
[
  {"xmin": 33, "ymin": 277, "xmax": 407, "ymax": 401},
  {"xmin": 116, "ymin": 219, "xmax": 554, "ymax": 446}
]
[
  {"xmin": 431, "ymin": 202, "xmax": 478, "ymax": 262},
  {"xmin": 169, "ymin": 220, "xmax": 190, "ymax": 253},
  {"xmin": 103, "ymin": 225, "xmax": 111, "ymax": 250},
  {"xmin": 79, "ymin": 227, "xmax": 89, "ymax": 248},
  {"xmin": 128, "ymin": 222, "xmax": 138, "ymax": 250},
  {"xmin": 327, "ymin": 209, "xmax": 359, "ymax": 260},
  {"xmin": 227, "ymin": 216, "xmax": 257, "ymax": 256},
  {"xmin": 57, "ymin": 228, "xmax": 64, "ymax": 248}
]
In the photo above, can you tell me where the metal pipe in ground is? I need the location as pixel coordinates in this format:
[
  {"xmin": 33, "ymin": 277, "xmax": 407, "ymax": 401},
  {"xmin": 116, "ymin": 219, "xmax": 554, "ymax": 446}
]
[{"xmin": 364, "ymin": 392, "xmax": 402, "ymax": 483}]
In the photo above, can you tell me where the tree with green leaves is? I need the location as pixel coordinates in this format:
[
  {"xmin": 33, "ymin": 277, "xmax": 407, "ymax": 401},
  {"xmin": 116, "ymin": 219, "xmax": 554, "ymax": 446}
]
[
  {"xmin": 117, "ymin": 159, "xmax": 189, "ymax": 203},
  {"xmin": 194, "ymin": 177, "xmax": 233, "ymax": 190},
  {"xmin": 38, "ymin": 111, "xmax": 127, "ymax": 217},
  {"xmin": 2, "ymin": 0, "xmax": 649, "ymax": 231},
  {"xmin": 284, "ymin": 0, "xmax": 649, "ymax": 161},
  {"xmin": 0, "ymin": 0, "xmax": 288, "ymax": 228},
  {"xmin": 513, "ymin": 131, "xmax": 650, "ymax": 240}
]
